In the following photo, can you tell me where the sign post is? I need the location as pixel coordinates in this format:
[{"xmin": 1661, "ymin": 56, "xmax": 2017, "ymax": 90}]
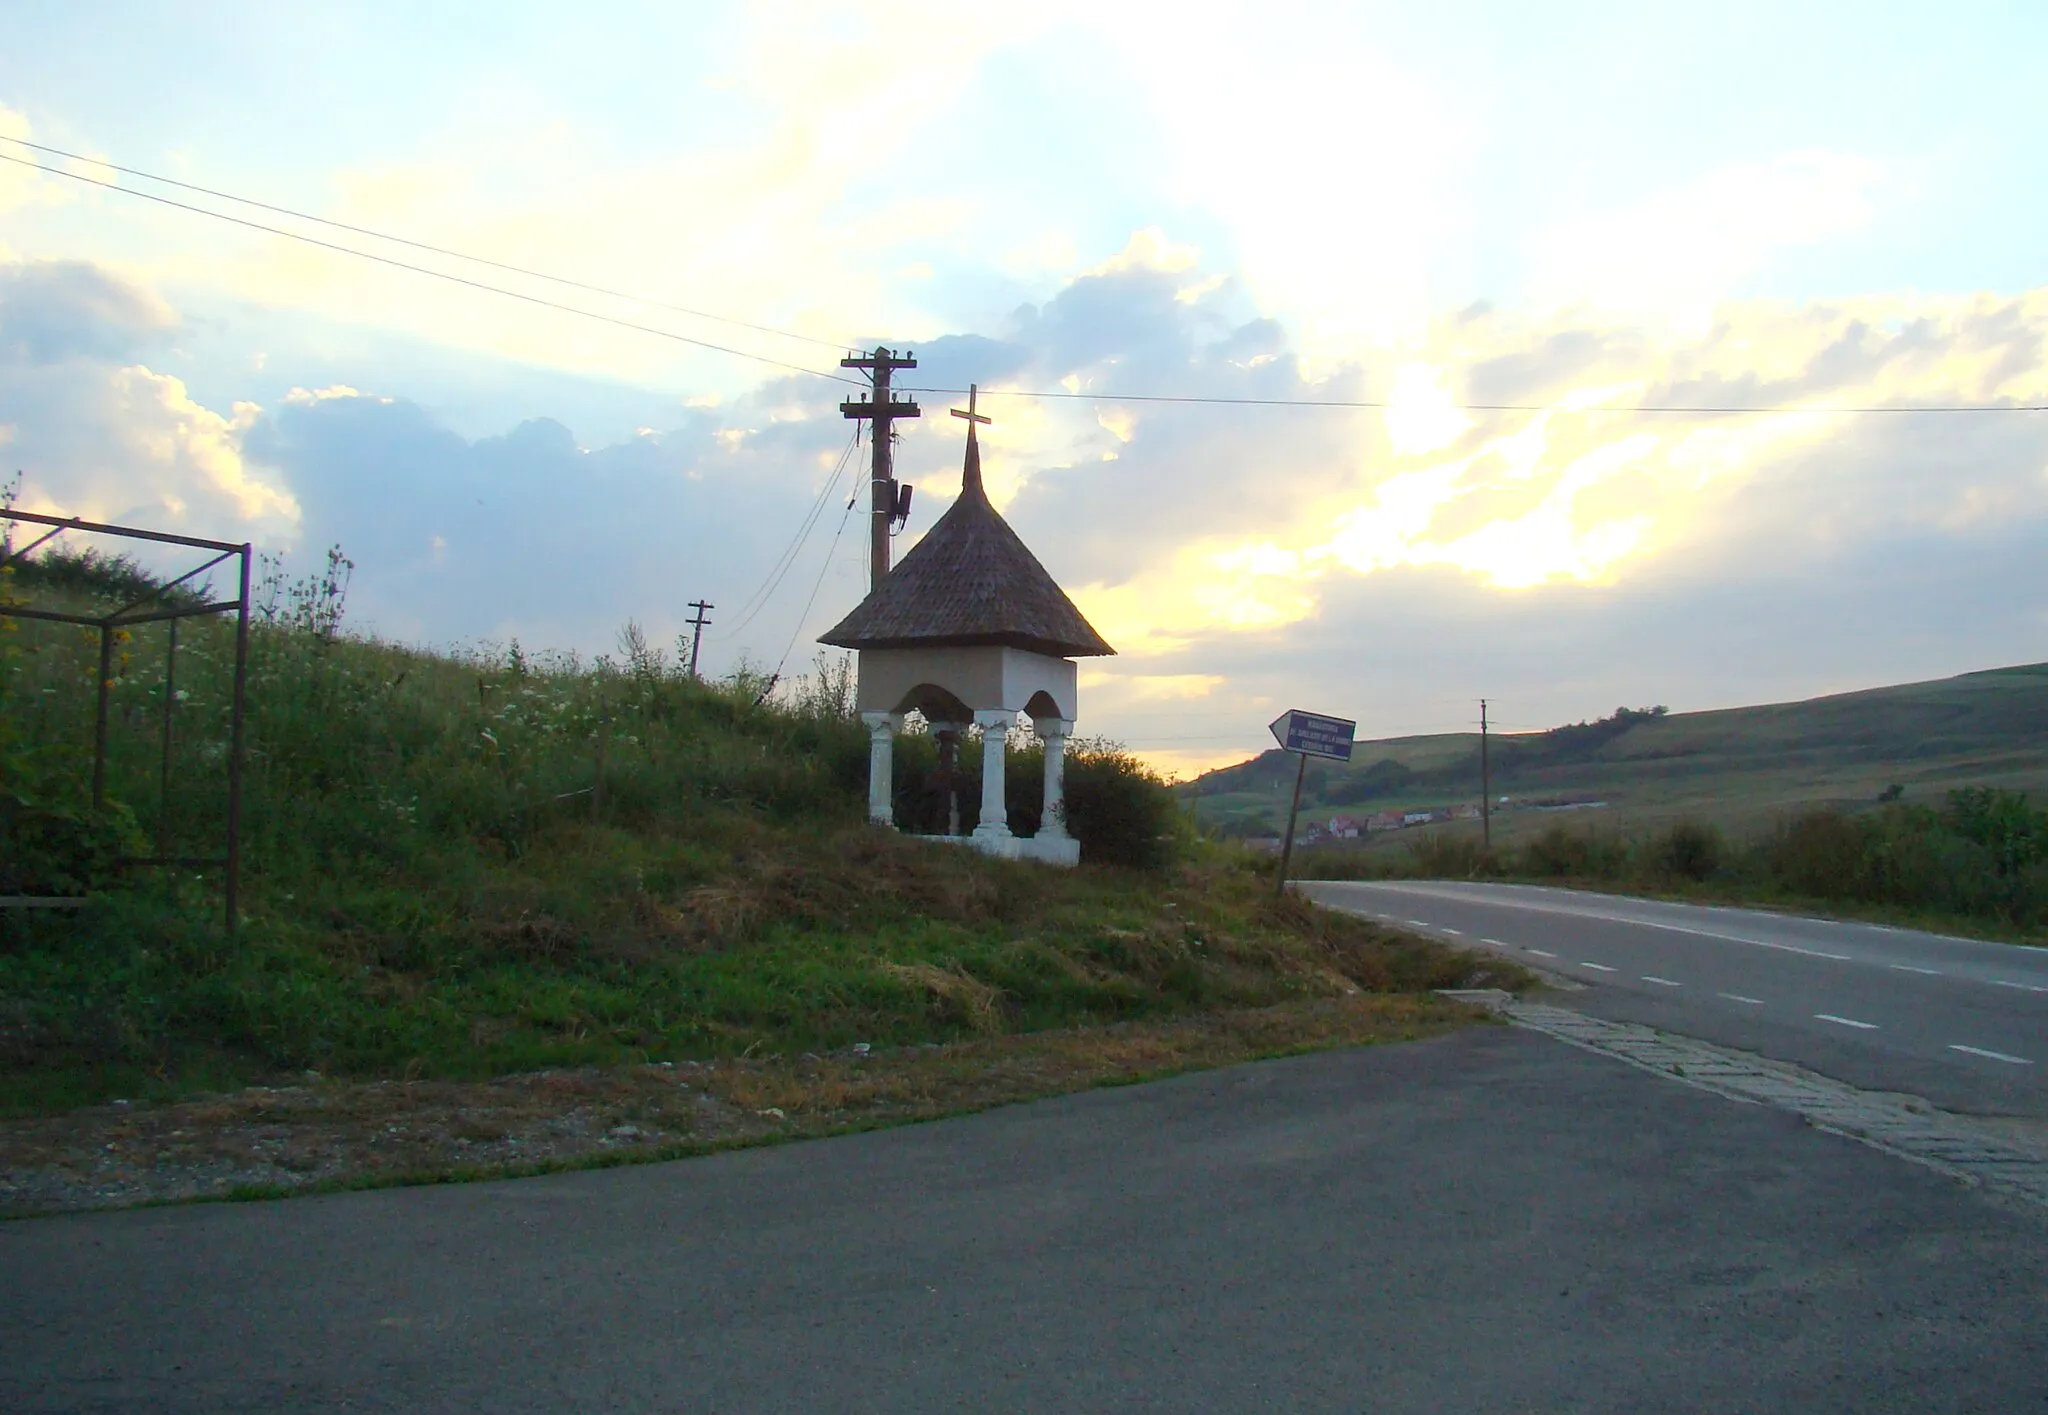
[{"xmin": 1268, "ymin": 709, "xmax": 1357, "ymax": 895}]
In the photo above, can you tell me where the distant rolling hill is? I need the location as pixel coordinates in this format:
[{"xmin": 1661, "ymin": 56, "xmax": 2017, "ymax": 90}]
[{"xmin": 1187, "ymin": 663, "xmax": 2048, "ymax": 841}]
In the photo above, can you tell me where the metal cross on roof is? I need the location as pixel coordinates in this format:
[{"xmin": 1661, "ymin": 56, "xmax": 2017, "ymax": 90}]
[{"xmin": 951, "ymin": 383, "xmax": 991, "ymax": 428}]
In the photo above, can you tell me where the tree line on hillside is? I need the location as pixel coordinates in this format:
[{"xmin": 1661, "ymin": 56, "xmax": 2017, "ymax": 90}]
[{"xmin": 1192, "ymin": 705, "xmax": 1670, "ymax": 807}]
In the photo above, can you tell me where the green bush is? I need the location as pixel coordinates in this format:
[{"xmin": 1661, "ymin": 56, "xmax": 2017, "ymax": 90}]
[
  {"xmin": 1402, "ymin": 831, "xmax": 1489, "ymax": 878},
  {"xmin": 0, "ymin": 587, "xmax": 146, "ymax": 895},
  {"xmin": 0, "ymin": 790, "xmax": 145, "ymax": 896},
  {"xmin": 1520, "ymin": 823, "xmax": 1626, "ymax": 878},
  {"xmin": 887, "ymin": 730, "xmax": 1182, "ymax": 871},
  {"xmin": 1649, "ymin": 819, "xmax": 1723, "ymax": 883},
  {"xmin": 1945, "ymin": 787, "xmax": 2047, "ymax": 877},
  {"xmin": 1763, "ymin": 810, "xmax": 1870, "ymax": 899},
  {"xmin": 1060, "ymin": 739, "xmax": 1182, "ymax": 870}
]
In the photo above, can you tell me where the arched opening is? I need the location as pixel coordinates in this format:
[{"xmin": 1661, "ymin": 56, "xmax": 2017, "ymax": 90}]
[
  {"xmin": 890, "ymin": 683, "xmax": 973, "ymax": 723},
  {"xmin": 1023, "ymin": 688, "xmax": 1070, "ymax": 723},
  {"xmin": 888, "ymin": 684, "xmax": 975, "ymax": 836}
]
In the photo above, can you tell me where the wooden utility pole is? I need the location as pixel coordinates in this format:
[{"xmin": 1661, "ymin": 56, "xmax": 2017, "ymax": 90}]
[
  {"xmin": 685, "ymin": 600, "xmax": 713, "ymax": 678},
  {"xmin": 840, "ymin": 347, "xmax": 920, "ymax": 588},
  {"xmin": 1480, "ymin": 698, "xmax": 1492, "ymax": 851}
]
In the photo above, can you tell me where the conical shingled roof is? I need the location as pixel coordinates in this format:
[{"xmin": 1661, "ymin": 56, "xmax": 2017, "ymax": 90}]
[{"xmin": 820, "ymin": 430, "xmax": 1115, "ymax": 659}]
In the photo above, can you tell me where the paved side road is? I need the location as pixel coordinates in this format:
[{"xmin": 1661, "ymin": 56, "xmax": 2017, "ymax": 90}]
[
  {"xmin": 4, "ymin": 1026, "xmax": 2044, "ymax": 1414},
  {"xmin": 1301, "ymin": 880, "xmax": 2048, "ymax": 1118}
]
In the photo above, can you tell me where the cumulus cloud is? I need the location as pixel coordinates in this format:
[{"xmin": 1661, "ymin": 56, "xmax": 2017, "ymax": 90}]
[
  {"xmin": 8, "ymin": 241, "xmax": 2046, "ymax": 775},
  {"xmin": 0, "ymin": 257, "xmax": 298, "ymax": 541},
  {"xmin": 240, "ymin": 381, "xmax": 863, "ymax": 656},
  {"xmin": 990, "ymin": 278, "xmax": 2048, "ymax": 662},
  {"xmin": 829, "ymin": 250, "xmax": 2047, "ymax": 767},
  {"xmin": 0, "ymin": 258, "xmax": 176, "ymax": 363}
]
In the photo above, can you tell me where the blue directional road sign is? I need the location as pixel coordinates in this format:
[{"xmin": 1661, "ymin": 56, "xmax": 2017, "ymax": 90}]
[{"xmin": 1269, "ymin": 709, "xmax": 1356, "ymax": 762}]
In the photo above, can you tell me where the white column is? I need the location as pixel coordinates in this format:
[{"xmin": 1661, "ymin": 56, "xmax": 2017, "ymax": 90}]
[
  {"xmin": 973, "ymin": 708, "xmax": 1014, "ymax": 839},
  {"xmin": 861, "ymin": 711, "xmax": 899, "ymax": 827},
  {"xmin": 1036, "ymin": 717, "xmax": 1073, "ymax": 838}
]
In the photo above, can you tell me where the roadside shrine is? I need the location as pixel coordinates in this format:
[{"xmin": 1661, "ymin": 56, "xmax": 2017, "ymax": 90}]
[{"xmin": 820, "ymin": 392, "xmax": 1114, "ymax": 864}]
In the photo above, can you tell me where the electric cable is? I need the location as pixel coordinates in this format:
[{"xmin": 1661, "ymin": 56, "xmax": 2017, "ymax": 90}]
[
  {"xmin": 0, "ymin": 150, "xmax": 860, "ymax": 386},
  {"xmin": 725, "ymin": 425, "xmax": 862, "ymax": 638},
  {"xmin": 14, "ymin": 144, "xmax": 2037, "ymax": 418},
  {"xmin": 9, "ymin": 147, "xmax": 2040, "ymax": 417},
  {"xmin": 0, "ymin": 135, "xmax": 850, "ymax": 354},
  {"xmin": 770, "ymin": 474, "xmax": 864, "ymax": 686},
  {"xmin": 899, "ymin": 386, "xmax": 2048, "ymax": 416},
  {"xmin": 726, "ymin": 424, "xmax": 860, "ymax": 633}
]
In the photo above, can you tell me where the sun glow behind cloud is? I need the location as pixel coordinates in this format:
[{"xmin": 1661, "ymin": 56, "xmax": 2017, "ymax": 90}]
[
  {"xmin": 7, "ymin": 3, "xmax": 2048, "ymax": 773},
  {"xmin": 1069, "ymin": 288, "xmax": 2048, "ymax": 661}
]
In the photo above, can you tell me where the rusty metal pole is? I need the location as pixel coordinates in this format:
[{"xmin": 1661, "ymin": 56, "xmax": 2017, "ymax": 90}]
[
  {"xmin": 158, "ymin": 619, "xmax": 178, "ymax": 859},
  {"xmin": 224, "ymin": 545, "xmax": 251, "ymax": 932},
  {"xmin": 91, "ymin": 622, "xmax": 114, "ymax": 812}
]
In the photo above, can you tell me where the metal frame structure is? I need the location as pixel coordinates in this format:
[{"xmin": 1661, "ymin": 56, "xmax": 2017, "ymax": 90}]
[{"xmin": 0, "ymin": 510, "xmax": 251, "ymax": 927}]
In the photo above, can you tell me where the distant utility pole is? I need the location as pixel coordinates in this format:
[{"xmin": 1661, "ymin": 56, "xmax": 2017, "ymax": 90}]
[
  {"xmin": 686, "ymin": 600, "xmax": 713, "ymax": 678},
  {"xmin": 839, "ymin": 346, "xmax": 921, "ymax": 589},
  {"xmin": 1480, "ymin": 698, "xmax": 1492, "ymax": 852}
]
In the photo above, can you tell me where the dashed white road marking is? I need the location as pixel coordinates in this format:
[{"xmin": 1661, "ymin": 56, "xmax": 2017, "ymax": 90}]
[
  {"xmin": 1719, "ymin": 993, "xmax": 1765, "ymax": 1005},
  {"xmin": 1439, "ymin": 928, "xmax": 1464, "ymax": 936},
  {"xmin": 1527, "ymin": 948, "xmax": 1557, "ymax": 959},
  {"xmin": 1815, "ymin": 1013, "xmax": 1879, "ymax": 1030},
  {"xmin": 1641, "ymin": 976, "xmax": 1681, "ymax": 987},
  {"xmin": 1991, "ymin": 979, "xmax": 2048, "ymax": 994},
  {"xmin": 1890, "ymin": 964, "xmax": 1941, "ymax": 975},
  {"xmin": 1949, "ymin": 1044, "xmax": 2035, "ymax": 1066},
  {"xmin": 1580, "ymin": 962, "xmax": 1617, "ymax": 973},
  {"xmin": 1482, "ymin": 938, "xmax": 1509, "ymax": 947},
  {"xmin": 1406, "ymin": 920, "xmax": 1432, "ymax": 928},
  {"xmin": 1323, "ymin": 884, "xmax": 1856, "ymax": 959}
]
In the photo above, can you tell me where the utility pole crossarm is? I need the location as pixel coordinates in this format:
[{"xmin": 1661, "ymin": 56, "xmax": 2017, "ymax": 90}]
[
  {"xmin": 686, "ymin": 600, "xmax": 714, "ymax": 679},
  {"xmin": 840, "ymin": 346, "xmax": 920, "ymax": 589}
]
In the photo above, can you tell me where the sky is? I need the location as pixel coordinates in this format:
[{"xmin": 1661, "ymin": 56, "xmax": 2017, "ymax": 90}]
[{"xmin": 3, "ymin": 0, "xmax": 2046, "ymax": 774}]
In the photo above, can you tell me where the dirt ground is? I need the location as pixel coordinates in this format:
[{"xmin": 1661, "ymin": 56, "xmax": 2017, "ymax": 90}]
[{"xmin": 0, "ymin": 994, "xmax": 1481, "ymax": 1218}]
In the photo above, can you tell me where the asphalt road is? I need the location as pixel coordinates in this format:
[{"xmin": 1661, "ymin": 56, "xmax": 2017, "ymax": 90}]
[
  {"xmin": 1301, "ymin": 880, "xmax": 2048, "ymax": 1119},
  {"xmin": 4, "ymin": 1026, "xmax": 2044, "ymax": 1414}
]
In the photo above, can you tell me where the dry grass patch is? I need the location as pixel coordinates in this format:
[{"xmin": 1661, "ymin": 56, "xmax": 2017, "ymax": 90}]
[{"xmin": 0, "ymin": 992, "xmax": 1486, "ymax": 1217}]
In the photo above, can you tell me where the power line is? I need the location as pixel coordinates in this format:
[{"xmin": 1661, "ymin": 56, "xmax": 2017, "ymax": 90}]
[
  {"xmin": 0, "ymin": 135, "xmax": 851, "ymax": 355},
  {"xmin": 725, "ymin": 426, "xmax": 862, "ymax": 639},
  {"xmin": 771, "ymin": 472, "xmax": 863, "ymax": 684},
  {"xmin": 17, "ymin": 143, "xmax": 2036, "ymax": 422},
  {"xmin": 901, "ymin": 384, "xmax": 2048, "ymax": 416},
  {"xmin": 0, "ymin": 150, "xmax": 859, "ymax": 387}
]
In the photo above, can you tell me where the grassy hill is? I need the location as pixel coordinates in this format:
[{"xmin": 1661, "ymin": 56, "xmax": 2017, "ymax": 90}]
[
  {"xmin": 0, "ymin": 544, "xmax": 1513, "ymax": 1121},
  {"xmin": 1190, "ymin": 664, "xmax": 2048, "ymax": 844}
]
